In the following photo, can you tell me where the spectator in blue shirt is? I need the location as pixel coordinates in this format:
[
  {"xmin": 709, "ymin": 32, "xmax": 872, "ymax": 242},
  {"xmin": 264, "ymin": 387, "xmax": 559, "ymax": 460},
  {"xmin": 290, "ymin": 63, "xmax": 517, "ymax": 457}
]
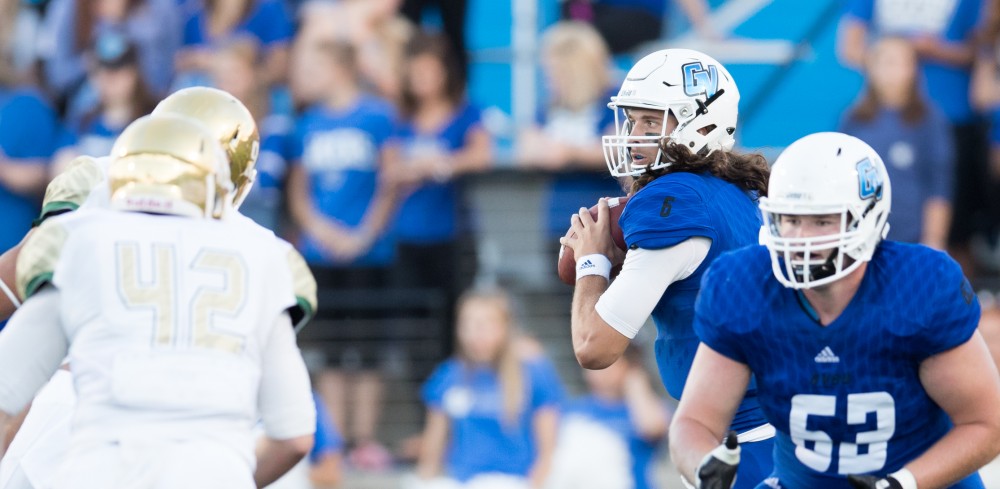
[
  {"xmin": 0, "ymin": 84, "xmax": 58, "ymax": 254},
  {"xmin": 390, "ymin": 31, "xmax": 491, "ymax": 357},
  {"xmin": 963, "ymin": 17, "xmax": 1000, "ymax": 486},
  {"xmin": 53, "ymin": 33, "xmax": 156, "ymax": 173},
  {"xmin": 176, "ymin": 0, "xmax": 293, "ymax": 87},
  {"xmin": 971, "ymin": 11, "xmax": 1000, "ymax": 271},
  {"xmin": 0, "ymin": 20, "xmax": 54, "ymax": 328},
  {"xmin": 840, "ymin": 0, "xmax": 982, "ymax": 123},
  {"xmin": 208, "ymin": 36, "xmax": 290, "ymax": 232},
  {"xmin": 416, "ymin": 288, "xmax": 562, "ymax": 488},
  {"xmin": 840, "ymin": 37, "xmax": 954, "ymax": 249},
  {"xmin": 287, "ymin": 39, "xmax": 400, "ymax": 281},
  {"xmin": 547, "ymin": 346, "xmax": 669, "ymax": 489},
  {"xmin": 287, "ymin": 39, "xmax": 402, "ymax": 473},
  {"xmin": 40, "ymin": 0, "xmax": 180, "ymax": 101},
  {"xmin": 517, "ymin": 22, "xmax": 623, "ymax": 244},
  {"xmin": 838, "ymin": 0, "xmax": 987, "ymax": 274}
]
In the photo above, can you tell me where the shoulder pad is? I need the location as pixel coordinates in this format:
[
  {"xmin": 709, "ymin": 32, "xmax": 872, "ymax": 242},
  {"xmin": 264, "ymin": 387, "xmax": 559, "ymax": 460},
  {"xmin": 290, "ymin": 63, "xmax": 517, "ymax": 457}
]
[
  {"xmin": 16, "ymin": 221, "xmax": 69, "ymax": 299},
  {"xmin": 621, "ymin": 177, "xmax": 712, "ymax": 249},
  {"xmin": 36, "ymin": 156, "xmax": 105, "ymax": 225}
]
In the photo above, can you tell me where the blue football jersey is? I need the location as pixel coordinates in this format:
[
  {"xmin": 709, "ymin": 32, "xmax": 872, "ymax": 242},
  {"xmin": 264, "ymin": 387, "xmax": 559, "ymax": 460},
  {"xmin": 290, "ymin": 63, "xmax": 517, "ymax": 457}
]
[
  {"xmin": 618, "ymin": 171, "xmax": 766, "ymax": 432},
  {"xmin": 695, "ymin": 242, "xmax": 982, "ymax": 489}
]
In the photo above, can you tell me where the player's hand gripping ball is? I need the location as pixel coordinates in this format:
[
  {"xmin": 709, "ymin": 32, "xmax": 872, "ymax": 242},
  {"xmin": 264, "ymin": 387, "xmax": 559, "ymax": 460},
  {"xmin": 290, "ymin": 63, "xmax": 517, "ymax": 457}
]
[{"xmin": 557, "ymin": 196, "xmax": 629, "ymax": 285}]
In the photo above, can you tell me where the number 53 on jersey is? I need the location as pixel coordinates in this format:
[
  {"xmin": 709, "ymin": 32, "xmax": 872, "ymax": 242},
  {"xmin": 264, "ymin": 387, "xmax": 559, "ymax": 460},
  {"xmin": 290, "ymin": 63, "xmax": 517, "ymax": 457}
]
[{"xmin": 791, "ymin": 392, "xmax": 895, "ymax": 474}]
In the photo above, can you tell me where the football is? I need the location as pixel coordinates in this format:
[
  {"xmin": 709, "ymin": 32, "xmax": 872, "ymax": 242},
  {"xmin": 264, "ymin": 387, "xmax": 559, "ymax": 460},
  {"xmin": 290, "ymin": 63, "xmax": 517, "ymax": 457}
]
[{"xmin": 557, "ymin": 196, "xmax": 630, "ymax": 286}]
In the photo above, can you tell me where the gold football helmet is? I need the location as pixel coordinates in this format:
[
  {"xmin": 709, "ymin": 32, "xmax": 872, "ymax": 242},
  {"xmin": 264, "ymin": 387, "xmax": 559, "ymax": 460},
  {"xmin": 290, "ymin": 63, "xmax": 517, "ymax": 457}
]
[
  {"xmin": 109, "ymin": 114, "xmax": 232, "ymax": 218},
  {"xmin": 152, "ymin": 86, "xmax": 260, "ymax": 209}
]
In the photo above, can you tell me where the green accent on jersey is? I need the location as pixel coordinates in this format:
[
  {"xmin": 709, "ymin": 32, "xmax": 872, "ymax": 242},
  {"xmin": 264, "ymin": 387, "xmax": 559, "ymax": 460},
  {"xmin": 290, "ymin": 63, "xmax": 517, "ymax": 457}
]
[
  {"xmin": 16, "ymin": 222, "xmax": 69, "ymax": 299},
  {"xmin": 293, "ymin": 297, "xmax": 315, "ymax": 332},
  {"xmin": 286, "ymin": 248, "xmax": 317, "ymax": 331},
  {"xmin": 33, "ymin": 201, "xmax": 79, "ymax": 227},
  {"xmin": 22, "ymin": 272, "xmax": 54, "ymax": 300}
]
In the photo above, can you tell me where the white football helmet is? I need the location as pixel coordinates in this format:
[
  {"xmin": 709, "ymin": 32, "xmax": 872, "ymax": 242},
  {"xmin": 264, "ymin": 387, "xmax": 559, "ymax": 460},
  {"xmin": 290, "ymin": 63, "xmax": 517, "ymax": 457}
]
[
  {"xmin": 759, "ymin": 132, "xmax": 892, "ymax": 289},
  {"xmin": 602, "ymin": 48, "xmax": 739, "ymax": 177}
]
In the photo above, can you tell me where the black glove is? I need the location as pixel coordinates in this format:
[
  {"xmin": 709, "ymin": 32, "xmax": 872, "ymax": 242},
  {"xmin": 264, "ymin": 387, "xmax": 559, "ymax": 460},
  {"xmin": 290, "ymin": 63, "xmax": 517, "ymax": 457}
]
[
  {"xmin": 847, "ymin": 474, "xmax": 904, "ymax": 489},
  {"xmin": 696, "ymin": 431, "xmax": 740, "ymax": 489}
]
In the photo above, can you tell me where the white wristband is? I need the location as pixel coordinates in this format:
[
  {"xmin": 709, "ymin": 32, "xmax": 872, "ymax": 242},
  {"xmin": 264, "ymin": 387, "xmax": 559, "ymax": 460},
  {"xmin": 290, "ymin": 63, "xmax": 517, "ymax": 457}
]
[
  {"xmin": 890, "ymin": 468, "xmax": 917, "ymax": 489},
  {"xmin": 576, "ymin": 254, "xmax": 612, "ymax": 281}
]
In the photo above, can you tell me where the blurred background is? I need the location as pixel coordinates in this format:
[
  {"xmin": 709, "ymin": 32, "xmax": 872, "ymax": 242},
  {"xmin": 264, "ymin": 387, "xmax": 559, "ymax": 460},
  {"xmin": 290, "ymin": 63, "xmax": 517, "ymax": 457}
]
[{"xmin": 3, "ymin": 0, "xmax": 1000, "ymax": 487}]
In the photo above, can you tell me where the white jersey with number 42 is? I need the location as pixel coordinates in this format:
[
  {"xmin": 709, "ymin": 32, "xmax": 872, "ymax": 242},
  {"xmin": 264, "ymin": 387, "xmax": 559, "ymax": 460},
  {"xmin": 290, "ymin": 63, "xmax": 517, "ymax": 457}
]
[{"xmin": 11, "ymin": 208, "xmax": 315, "ymax": 489}]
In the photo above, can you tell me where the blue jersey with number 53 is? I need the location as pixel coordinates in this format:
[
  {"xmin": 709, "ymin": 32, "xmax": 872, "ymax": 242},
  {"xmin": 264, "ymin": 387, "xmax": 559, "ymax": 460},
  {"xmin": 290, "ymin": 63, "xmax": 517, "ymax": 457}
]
[{"xmin": 695, "ymin": 242, "xmax": 982, "ymax": 488}]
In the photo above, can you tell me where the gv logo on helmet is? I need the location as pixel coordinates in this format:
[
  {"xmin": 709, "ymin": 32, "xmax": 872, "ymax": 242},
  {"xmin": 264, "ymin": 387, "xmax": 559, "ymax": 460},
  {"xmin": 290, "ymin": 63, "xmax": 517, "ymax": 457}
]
[
  {"xmin": 856, "ymin": 158, "xmax": 884, "ymax": 201},
  {"xmin": 682, "ymin": 62, "xmax": 719, "ymax": 98}
]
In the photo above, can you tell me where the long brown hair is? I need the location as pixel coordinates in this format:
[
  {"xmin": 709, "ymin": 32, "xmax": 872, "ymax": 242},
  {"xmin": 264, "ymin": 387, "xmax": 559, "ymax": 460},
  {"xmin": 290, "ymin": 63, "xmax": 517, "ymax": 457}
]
[
  {"xmin": 455, "ymin": 288, "xmax": 525, "ymax": 426},
  {"xmin": 79, "ymin": 54, "xmax": 157, "ymax": 131},
  {"xmin": 631, "ymin": 142, "xmax": 770, "ymax": 196},
  {"xmin": 848, "ymin": 37, "xmax": 927, "ymax": 125},
  {"xmin": 399, "ymin": 31, "xmax": 466, "ymax": 118}
]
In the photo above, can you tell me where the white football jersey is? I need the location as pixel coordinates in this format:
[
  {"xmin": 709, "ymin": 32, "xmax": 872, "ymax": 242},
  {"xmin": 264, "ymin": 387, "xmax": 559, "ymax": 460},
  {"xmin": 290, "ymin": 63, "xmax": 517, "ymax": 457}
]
[
  {"xmin": 0, "ymin": 370, "xmax": 73, "ymax": 489},
  {"xmin": 4, "ymin": 155, "xmax": 317, "ymax": 489},
  {"xmin": 12, "ymin": 208, "xmax": 315, "ymax": 488},
  {"xmin": 36, "ymin": 155, "xmax": 316, "ymax": 324}
]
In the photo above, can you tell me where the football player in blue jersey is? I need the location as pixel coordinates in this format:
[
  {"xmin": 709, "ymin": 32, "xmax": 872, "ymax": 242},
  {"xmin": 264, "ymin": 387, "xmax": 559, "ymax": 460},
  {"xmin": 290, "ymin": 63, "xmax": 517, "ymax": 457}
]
[
  {"xmin": 670, "ymin": 132, "xmax": 1000, "ymax": 489},
  {"xmin": 560, "ymin": 48, "xmax": 774, "ymax": 488}
]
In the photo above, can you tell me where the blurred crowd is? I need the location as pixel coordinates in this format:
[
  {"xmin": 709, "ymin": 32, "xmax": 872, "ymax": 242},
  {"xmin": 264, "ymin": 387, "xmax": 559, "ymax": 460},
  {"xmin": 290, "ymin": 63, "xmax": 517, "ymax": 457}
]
[{"xmin": 4, "ymin": 0, "xmax": 1000, "ymax": 487}]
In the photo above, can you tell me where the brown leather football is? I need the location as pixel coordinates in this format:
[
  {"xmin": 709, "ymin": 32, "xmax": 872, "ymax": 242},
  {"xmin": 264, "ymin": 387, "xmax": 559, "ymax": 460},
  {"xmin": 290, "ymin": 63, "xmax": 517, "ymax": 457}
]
[{"xmin": 557, "ymin": 196, "xmax": 630, "ymax": 285}]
